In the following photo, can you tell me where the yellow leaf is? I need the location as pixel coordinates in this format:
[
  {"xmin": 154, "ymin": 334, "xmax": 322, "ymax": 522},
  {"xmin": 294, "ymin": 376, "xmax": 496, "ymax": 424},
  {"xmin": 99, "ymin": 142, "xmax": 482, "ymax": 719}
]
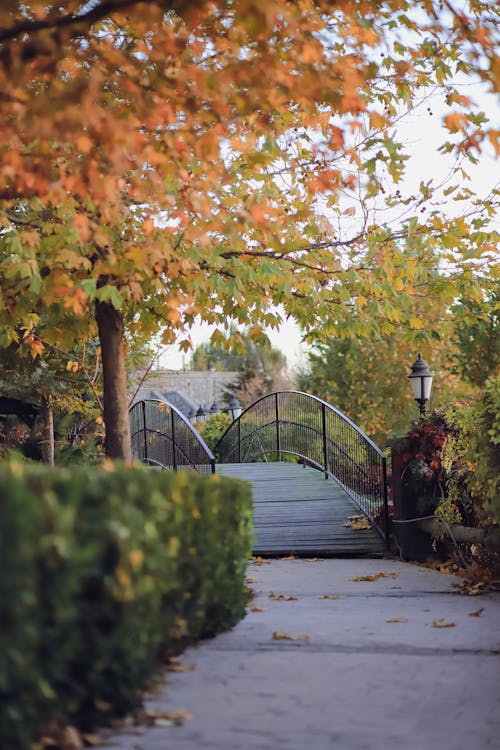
[
  {"xmin": 142, "ymin": 709, "xmax": 194, "ymax": 725},
  {"xmin": 166, "ymin": 663, "xmax": 196, "ymax": 673},
  {"xmin": 351, "ymin": 572, "xmax": 398, "ymax": 582},
  {"xmin": 251, "ymin": 557, "xmax": 271, "ymax": 566},
  {"xmin": 432, "ymin": 619, "xmax": 456, "ymax": 628},
  {"xmin": 249, "ymin": 605, "xmax": 267, "ymax": 612},
  {"xmin": 386, "ymin": 617, "xmax": 408, "ymax": 623},
  {"xmin": 272, "ymin": 631, "xmax": 309, "ymax": 641},
  {"xmin": 409, "ymin": 316, "xmax": 425, "ymax": 330},
  {"xmin": 129, "ymin": 549, "xmax": 144, "ymax": 570},
  {"xmin": 345, "ymin": 515, "xmax": 371, "ymax": 530}
]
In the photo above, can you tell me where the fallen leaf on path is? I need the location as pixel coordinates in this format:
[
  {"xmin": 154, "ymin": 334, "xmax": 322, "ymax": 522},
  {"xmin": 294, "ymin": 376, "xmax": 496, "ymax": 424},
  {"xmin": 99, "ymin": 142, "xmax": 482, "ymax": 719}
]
[
  {"xmin": 432, "ymin": 619, "xmax": 456, "ymax": 628},
  {"xmin": 451, "ymin": 577, "xmax": 500, "ymax": 596},
  {"xmin": 317, "ymin": 594, "xmax": 345, "ymax": 600},
  {"xmin": 246, "ymin": 577, "xmax": 259, "ymax": 584},
  {"xmin": 249, "ymin": 605, "xmax": 267, "ymax": 612},
  {"xmin": 303, "ymin": 557, "xmax": 321, "ymax": 562},
  {"xmin": 81, "ymin": 734, "xmax": 101, "ymax": 747},
  {"xmin": 272, "ymin": 631, "xmax": 310, "ymax": 641},
  {"xmin": 166, "ymin": 663, "xmax": 196, "ymax": 673},
  {"xmin": 81, "ymin": 734, "xmax": 101, "ymax": 746},
  {"xmin": 468, "ymin": 607, "xmax": 485, "ymax": 617},
  {"xmin": 269, "ymin": 591, "xmax": 298, "ymax": 601},
  {"xmin": 279, "ymin": 555, "xmax": 297, "ymax": 560},
  {"xmin": 251, "ymin": 557, "xmax": 271, "ymax": 565},
  {"xmin": 345, "ymin": 515, "xmax": 371, "ymax": 530},
  {"xmin": 386, "ymin": 617, "xmax": 408, "ymax": 623},
  {"xmin": 351, "ymin": 572, "xmax": 399, "ymax": 582},
  {"xmin": 142, "ymin": 709, "xmax": 194, "ymax": 726}
]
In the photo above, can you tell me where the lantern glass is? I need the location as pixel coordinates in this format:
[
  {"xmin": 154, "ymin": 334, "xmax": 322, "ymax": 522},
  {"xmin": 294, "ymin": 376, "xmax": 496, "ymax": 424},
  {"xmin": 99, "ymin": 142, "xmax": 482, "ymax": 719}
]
[
  {"xmin": 408, "ymin": 354, "xmax": 434, "ymax": 412},
  {"xmin": 228, "ymin": 396, "xmax": 242, "ymax": 421}
]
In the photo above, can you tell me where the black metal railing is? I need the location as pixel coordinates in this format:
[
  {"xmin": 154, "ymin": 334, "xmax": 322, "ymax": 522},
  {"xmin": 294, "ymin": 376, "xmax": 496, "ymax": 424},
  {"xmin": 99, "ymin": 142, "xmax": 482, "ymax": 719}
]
[
  {"xmin": 214, "ymin": 391, "xmax": 388, "ymax": 544},
  {"xmin": 129, "ymin": 399, "xmax": 215, "ymax": 474}
]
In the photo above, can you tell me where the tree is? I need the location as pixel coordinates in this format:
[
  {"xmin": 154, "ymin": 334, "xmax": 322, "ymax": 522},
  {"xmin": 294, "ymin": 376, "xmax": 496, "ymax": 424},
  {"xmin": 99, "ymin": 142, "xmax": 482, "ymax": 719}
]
[
  {"xmin": 191, "ymin": 330, "xmax": 293, "ymax": 406},
  {"xmin": 0, "ymin": 334, "xmax": 103, "ymax": 463},
  {"xmin": 298, "ymin": 236, "xmax": 477, "ymax": 444},
  {"xmin": 0, "ymin": 1, "xmax": 498, "ymax": 459},
  {"xmin": 449, "ymin": 285, "xmax": 500, "ymax": 387}
]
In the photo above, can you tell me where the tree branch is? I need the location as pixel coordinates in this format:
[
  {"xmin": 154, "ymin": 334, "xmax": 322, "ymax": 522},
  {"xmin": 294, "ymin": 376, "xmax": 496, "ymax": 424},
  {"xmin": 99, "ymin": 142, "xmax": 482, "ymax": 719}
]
[{"xmin": 0, "ymin": 0, "xmax": 194, "ymax": 45}]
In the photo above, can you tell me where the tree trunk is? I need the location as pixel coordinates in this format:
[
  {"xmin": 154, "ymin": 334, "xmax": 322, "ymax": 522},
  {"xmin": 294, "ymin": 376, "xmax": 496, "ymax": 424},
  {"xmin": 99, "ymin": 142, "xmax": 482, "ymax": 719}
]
[
  {"xmin": 95, "ymin": 300, "xmax": 132, "ymax": 461},
  {"xmin": 40, "ymin": 395, "xmax": 54, "ymax": 466}
]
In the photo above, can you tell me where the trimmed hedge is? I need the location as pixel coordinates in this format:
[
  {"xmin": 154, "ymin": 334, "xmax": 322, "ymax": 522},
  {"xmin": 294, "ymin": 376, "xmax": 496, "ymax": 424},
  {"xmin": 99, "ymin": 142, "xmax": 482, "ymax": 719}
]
[{"xmin": 0, "ymin": 461, "xmax": 253, "ymax": 749}]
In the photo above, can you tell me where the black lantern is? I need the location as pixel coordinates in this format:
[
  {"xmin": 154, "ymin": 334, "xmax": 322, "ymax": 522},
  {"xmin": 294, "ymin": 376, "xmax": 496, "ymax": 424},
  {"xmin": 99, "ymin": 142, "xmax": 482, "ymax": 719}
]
[
  {"xmin": 209, "ymin": 401, "xmax": 218, "ymax": 415},
  {"xmin": 228, "ymin": 396, "xmax": 242, "ymax": 421},
  {"xmin": 408, "ymin": 353, "xmax": 434, "ymax": 415},
  {"xmin": 195, "ymin": 405, "xmax": 206, "ymax": 423}
]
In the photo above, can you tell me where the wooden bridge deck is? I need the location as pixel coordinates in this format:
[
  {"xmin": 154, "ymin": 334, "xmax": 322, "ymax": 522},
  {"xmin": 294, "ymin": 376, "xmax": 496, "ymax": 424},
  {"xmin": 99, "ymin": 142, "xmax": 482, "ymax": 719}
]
[{"xmin": 216, "ymin": 462, "xmax": 385, "ymax": 556}]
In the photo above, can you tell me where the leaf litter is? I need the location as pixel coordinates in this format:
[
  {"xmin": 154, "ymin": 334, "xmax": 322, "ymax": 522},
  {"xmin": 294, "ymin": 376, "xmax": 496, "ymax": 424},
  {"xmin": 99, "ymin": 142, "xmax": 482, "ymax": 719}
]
[
  {"xmin": 468, "ymin": 607, "xmax": 485, "ymax": 617},
  {"xmin": 345, "ymin": 515, "xmax": 372, "ymax": 530},
  {"xmin": 351, "ymin": 572, "xmax": 399, "ymax": 582},
  {"xmin": 269, "ymin": 591, "xmax": 298, "ymax": 601},
  {"xmin": 317, "ymin": 594, "xmax": 345, "ymax": 600},
  {"xmin": 272, "ymin": 631, "xmax": 310, "ymax": 642}
]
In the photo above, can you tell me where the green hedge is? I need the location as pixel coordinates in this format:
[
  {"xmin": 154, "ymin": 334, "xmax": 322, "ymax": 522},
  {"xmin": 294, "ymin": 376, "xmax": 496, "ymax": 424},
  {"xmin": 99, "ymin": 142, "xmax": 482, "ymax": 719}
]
[{"xmin": 0, "ymin": 461, "xmax": 253, "ymax": 749}]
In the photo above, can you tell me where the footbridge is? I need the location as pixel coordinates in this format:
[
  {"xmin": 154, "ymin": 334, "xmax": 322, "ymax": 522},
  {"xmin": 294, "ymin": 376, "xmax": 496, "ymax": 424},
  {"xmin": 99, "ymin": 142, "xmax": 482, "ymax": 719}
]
[{"xmin": 129, "ymin": 392, "xmax": 388, "ymax": 556}]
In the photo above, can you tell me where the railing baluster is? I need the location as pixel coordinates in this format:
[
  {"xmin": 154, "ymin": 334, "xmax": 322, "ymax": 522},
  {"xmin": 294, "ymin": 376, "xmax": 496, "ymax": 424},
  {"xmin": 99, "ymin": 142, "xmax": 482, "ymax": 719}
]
[
  {"xmin": 171, "ymin": 406, "xmax": 177, "ymax": 471},
  {"xmin": 321, "ymin": 402, "xmax": 328, "ymax": 479},
  {"xmin": 275, "ymin": 392, "xmax": 280, "ymax": 459},
  {"xmin": 141, "ymin": 400, "xmax": 148, "ymax": 463}
]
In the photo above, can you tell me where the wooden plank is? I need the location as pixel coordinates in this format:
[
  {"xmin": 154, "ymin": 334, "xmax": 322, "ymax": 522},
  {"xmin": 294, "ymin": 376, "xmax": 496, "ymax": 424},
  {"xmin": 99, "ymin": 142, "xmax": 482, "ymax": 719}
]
[{"xmin": 216, "ymin": 462, "xmax": 384, "ymax": 556}]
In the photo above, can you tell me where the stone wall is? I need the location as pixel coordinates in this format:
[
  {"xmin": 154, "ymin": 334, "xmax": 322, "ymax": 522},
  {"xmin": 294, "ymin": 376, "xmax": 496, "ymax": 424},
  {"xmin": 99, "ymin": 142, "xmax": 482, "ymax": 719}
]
[{"xmin": 131, "ymin": 370, "xmax": 239, "ymax": 415}]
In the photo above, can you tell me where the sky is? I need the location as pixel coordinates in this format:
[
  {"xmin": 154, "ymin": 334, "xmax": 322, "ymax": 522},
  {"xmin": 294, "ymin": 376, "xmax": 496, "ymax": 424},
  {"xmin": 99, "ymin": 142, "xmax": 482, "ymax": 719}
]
[{"xmin": 159, "ymin": 82, "xmax": 498, "ymax": 375}]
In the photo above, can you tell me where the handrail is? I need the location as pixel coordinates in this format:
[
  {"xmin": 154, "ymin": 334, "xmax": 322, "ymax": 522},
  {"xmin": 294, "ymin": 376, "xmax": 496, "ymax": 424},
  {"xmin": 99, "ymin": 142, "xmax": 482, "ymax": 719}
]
[
  {"xmin": 214, "ymin": 391, "xmax": 389, "ymax": 545},
  {"xmin": 129, "ymin": 399, "xmax": 215, "ymax": 474}
]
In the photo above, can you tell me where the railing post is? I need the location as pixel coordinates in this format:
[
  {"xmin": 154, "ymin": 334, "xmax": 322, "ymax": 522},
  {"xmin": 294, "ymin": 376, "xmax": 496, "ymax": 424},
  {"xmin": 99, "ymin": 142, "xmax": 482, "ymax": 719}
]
[
  {"xmin": 141, "ymin": 401, "xmax": 148, "ymax": 463},
  {"xmin": 321, "ymin": 403, "xmax": 328, "ymax": 479},
  {"xmin": 171, "ymin": 407, "xmax": 177, "ymax": 471},
  {"xmin": 237, "ymin": 418, "xmax": 241, "ymax": 463},
  {"xmin": 382, "ymin": 454, "xmax": 389, "ymax": 549},
  {"xmin": 275, "ymin": 393, "xmax": 281, "ymax": 459}
]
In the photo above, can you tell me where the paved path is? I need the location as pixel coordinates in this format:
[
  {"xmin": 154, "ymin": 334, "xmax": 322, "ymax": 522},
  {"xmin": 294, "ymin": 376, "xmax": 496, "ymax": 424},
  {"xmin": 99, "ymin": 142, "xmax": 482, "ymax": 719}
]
[
  {"xmin": 217, "ymin": 463, "xmax": 385, "ymax": 556},
  {"xmin": 96, "ymin": 558, "xmax": 500, "ymax": 750}
]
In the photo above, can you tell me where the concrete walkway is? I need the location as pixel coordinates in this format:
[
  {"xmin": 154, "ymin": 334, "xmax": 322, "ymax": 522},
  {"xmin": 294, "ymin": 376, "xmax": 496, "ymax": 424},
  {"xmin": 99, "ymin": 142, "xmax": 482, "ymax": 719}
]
[{"xmin": 96, "ymin": 558, "xmax": 500, "ymax": 750}]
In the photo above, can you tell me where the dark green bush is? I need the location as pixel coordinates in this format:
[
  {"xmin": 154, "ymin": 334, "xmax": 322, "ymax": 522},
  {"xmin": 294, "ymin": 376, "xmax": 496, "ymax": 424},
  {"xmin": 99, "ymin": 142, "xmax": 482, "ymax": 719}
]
[{"xmin": 0, "ymin": 461, "xmax": 253, "ymax": 749}]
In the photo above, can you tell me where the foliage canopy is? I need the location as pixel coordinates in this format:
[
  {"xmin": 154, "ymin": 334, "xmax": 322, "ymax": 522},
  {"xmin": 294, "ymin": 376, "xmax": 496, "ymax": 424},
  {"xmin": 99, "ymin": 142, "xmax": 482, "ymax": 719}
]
[{"xmin": 0, "ymin": 0, "xmax": 498, "ymax": 456}]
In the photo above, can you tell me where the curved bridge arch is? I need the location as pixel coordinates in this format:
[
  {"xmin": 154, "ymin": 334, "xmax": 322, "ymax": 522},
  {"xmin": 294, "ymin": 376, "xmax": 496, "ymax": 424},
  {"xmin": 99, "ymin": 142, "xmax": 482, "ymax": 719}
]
[
  {"xmin": 215, "ymin": 391, "xmax": 388, "ymax": 543},
  {"xmin": 129, "ymin": 399, "xmax": 215, "ymax": 474}
]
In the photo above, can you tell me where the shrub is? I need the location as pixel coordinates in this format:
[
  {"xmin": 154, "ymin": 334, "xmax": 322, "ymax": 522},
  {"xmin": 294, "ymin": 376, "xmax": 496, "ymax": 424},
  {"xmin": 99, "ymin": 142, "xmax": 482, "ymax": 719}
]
[
  {"xmin": 198, "ymin": 412, "xmax": 232, "ymax": 452},
  {"xmin": 0, "ymin": 461, "xmax": 253, "ymax": 749},
  {"xmin": 444, "ymin": 373, "xmax": 500, "ymax": 531}
]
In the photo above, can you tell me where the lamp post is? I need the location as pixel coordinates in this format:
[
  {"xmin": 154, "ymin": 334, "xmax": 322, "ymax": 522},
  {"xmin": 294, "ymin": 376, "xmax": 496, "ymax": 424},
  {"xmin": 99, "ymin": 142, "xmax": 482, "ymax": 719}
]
[
  {"xmin": 408, "ymin": 353, "xmax": 434, "ymax": 415},
  {"xmin": 195, "ymin": 405, "xmax": 206, "ymax": 423},
  {"xmin": 228, "ymin": 396, "xmax": 242, "ymax": 421}
]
